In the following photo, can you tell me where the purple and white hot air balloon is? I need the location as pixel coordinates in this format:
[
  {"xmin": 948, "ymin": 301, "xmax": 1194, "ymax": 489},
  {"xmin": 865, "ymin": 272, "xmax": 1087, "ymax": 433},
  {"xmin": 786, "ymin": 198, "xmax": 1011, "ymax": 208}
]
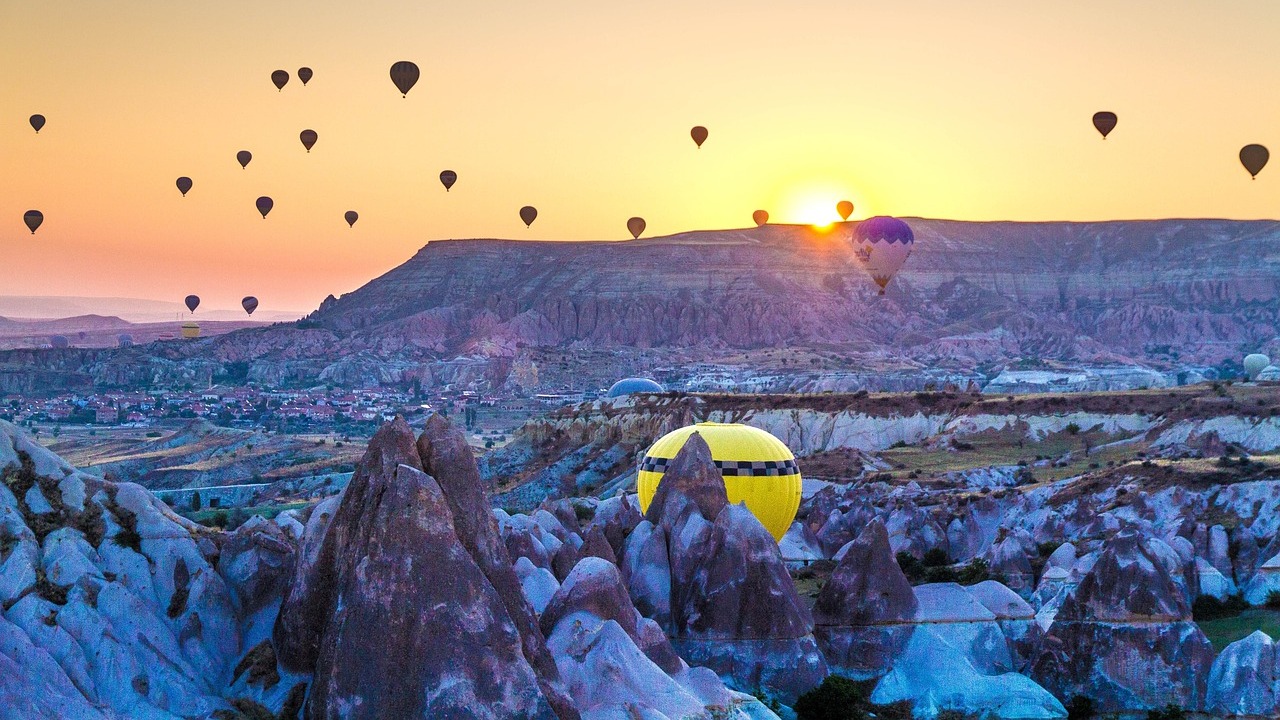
[{"xmin": 849, "ymin": 216, "xmax": 914, "ymax": 295}]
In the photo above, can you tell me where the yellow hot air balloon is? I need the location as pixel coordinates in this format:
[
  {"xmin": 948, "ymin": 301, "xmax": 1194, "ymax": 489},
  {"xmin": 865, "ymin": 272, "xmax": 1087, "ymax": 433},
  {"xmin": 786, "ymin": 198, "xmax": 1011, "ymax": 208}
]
[
  {"xmin": 637, "ymin": 422, "xmax": 801, "ymax": 542},
  {"xmin": 180, "ymin": 322, "xmax": 201, "ymax": 339}
]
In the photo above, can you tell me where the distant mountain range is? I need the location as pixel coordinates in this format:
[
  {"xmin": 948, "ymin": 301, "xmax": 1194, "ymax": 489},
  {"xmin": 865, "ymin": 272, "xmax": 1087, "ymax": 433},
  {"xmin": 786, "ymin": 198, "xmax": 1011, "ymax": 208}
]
[
  {"xmin": 2, "ymin": 219, "xmax": 1277, "ymax": 391},
  {"xmin": 0, "ymin": 295, "xmax": 304, "ymax": 323}
]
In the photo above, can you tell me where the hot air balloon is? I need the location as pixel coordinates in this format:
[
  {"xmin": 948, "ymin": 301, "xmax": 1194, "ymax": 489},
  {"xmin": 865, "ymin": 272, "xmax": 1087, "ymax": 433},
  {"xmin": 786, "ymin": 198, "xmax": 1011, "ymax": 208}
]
[
  {"xmin": 176, "ymin": 177, "xmax": 193, "ymax": 196},
  {"xmin": 752, "ymin": 210, "xmax": 769, "ymax": 227},
  {"xmin": 256, "ymin": 196, "xmax": 273, "ymax": 218},
  {"xmin": 181, "ymin": 322, "xmax": 201, "ymax": 339},
  {"xmin": 117, "ymin": 334, "xmax": 133, "ymax": 348},
  {"xmin": 29, "ymin": 115, "xmax": 45, "ymax": 133},
  {"xmin": 23, "ymin": 210, "xmax": 42, "ymax": 234},
  {"xmin": 440, "ymin": 170, "xmax": 457, "ymax": 191},
  {"xmin": 1241, "ymin": 144, "xmax": 1269, "ymax": 179},
  {"xmin": 1244, "ymin": 354, "xmax": 1271, "ymax": 381},
  {"xmin": 690, "ymin": 126, "xmax": 708, "ymax": 148},
  {"xmin": 236, "ymin": 150, "xmax": 252, "ymax": 169},
  {"xmin": 298, "ymin": 67, "xmax": 313, "ymax": 85},
  {"xmin": 50, "ymin": 335, "xmax": 70, "ymax": 349},
  {"xmin": 638, "ymin": 422, "xmax": 801, "ymax": 542},
  {"xmin": 1092, "ymin": 111, "xmax": 1118, "ymax": 139},
  {"xmin": 271, "ymin": 70, "xmax": 289, "ymax": 91},
  {"xmin": 519, "ymin": 206, "xmax": 537, "ymax": 227},
  {"xmin": 344, "ymin": 211, "xmax": 358, "ymax": 227},
  {"xmin": 242, "ymin": 296, "xmax": 259, "ymax": 316},
  {"xmin": 837, "ymin": 200, "xmax": 854, "ymax": 221},
  {"xmin": 607, "ymin": 377, "xmax": 664, "ymax": 398},
  {"xmin": 184, "ymin": 295, "xmax": 200, "ymax": 313},
  {"xmin": 300, "ymin": 129, "xmax": 317, "ymax": 153},
  {"xmin": 627, "ymin": 217, "xmax": 646, "ymax": 239},
  {"xmin": 390, "ymin": 61, "xmax": 420, "ymax": 97},
  {"xmin": 850, "ymin": 216, "xmax": 915, "ymax": 295}
]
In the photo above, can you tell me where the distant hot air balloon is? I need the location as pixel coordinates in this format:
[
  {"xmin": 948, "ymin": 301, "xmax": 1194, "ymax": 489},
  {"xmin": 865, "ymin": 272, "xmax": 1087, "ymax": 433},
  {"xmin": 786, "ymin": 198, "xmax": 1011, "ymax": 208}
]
[
  {"xmin": 184, "ymin": 295, "xmax": 200, "ymax": 313},
  {"xmin": 176, "ymin": 177, "xmax": 193, "ymax": 196},
  {"xmin": 300, "ymin": 129, "xmax": 317, "ymax": 153},
  {"xmin": 1240, "ymin": 144, "xmax": 1269, "ymax": 179},
  {"xmin": 390, "ymin": 61, "xmax": 420, "ymax": 97},
  {"xmin": 50, "ymin": 335, "xmax": 69, "ymax": 349},
  {"xmin": 344, "ymin": 211, "xmax": 358, "ymax": 227},
  {"xmin": 236, "ymin": 150, "xmax": 252, "ymax": 169},
  {"xmin": 752, "ymin": 210, "xmax": 769, "ymax": 227},
  {"xmin": 440, "ymin": 170, "xmax": 457, "ymax": 191},
  {"xmin": 117, "ymin": 334, "xmax": 133, "ymax": 348},
  {"xmin": 256, "ymin": 196, "xmax": 273, "ymax": 218},
  {"xmin": 271, "ymin": 70, "xmax": 289, "ymax": 91},
  {"xmin": 29, "ymin": 115, "xmax": 45, "ymax": 133},
  {"xmin": 181, "ymin": 322, "xmax": 201, "ymax": 339},
  {"xmin": 627, "ymin": 217, "xmax": 646, "ymax": 239},
  {"xmin": 298, "ymin": 67, "xmax": 313, "ymax": 85},
  {"xmin": 1092, "ymin": 111, "xmax": 1118, "ymax": 139},
  {"xmin": 690, "ymin": 126, "xmax": 708, "ymax": 148},
  {"xmin": 837, "ymin": 200, "xmax": 854, "ymax": 221},
  {"xmin": 242, "ymin": 296, "xmax": 259, "ymax": 316},
  {"xmin": 849, "ymin": 216, "xmax": 915, "ymax": 295},
  {"xmin": 519, "ymin": 206, "xmax": 537, "ymax": 227},
  {"xmin": 23, "ymin": 210, "xmax": 42, "ymax": 234}
]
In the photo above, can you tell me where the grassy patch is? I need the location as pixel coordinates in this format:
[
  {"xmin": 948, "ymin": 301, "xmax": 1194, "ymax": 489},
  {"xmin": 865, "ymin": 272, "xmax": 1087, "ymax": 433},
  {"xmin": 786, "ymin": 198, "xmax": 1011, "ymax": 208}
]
[
  {"xmin": 1196, "ymin": 608, "xmax": 1280, "ymax": 652},
  {"xmin": 185, "ymin": 500, "xmax": 309, "ymax": 525}
]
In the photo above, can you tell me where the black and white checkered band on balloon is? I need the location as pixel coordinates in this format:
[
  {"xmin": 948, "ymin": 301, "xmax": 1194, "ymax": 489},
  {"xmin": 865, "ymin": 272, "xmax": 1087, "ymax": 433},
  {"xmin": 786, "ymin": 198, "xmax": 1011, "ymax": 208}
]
[{"xmin": 639, "ymin": 456, "xmax": 799, "ymax": 477}]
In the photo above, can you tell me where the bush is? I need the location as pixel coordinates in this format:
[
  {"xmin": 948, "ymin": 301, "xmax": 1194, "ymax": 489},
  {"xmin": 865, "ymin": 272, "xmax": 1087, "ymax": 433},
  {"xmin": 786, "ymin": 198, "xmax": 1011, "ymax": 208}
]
[
  {"xmin": 1192, "ymin": 593, "xmax": 1249, "ymax": 621},
  {"xmin": 1145, "ymin": 705, "xmax": 1188, "ymax": 720},
  {"xmin": 1065, "ymin": 695, "xmax": 1096, "ymax": 720},
  {"xmin": 1266, "ymin": 591, "xmax": 1280, "ymax": 610},
  {"xmin": 793, "ymin": 675, "xmax": 867, "ymax": 720},
  {"xmin": 922, "ymin": 548, "xmax": 950, "ymax": 567}
]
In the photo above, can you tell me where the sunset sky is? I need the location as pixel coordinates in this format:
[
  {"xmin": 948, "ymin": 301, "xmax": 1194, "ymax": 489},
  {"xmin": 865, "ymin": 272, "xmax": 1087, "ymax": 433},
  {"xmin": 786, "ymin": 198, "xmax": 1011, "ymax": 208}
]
[{"xmin": 3, "ymin": 1, "xmax": 1280, "ymax": 313}]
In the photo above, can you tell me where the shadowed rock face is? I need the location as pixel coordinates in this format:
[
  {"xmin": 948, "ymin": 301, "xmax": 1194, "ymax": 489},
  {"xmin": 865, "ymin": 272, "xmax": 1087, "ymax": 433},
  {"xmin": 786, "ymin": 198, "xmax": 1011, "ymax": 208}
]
[
  {"xmin": 644, "ymin": 432, "xmax": 727, "ymax": 527},
  {"xmin": 274, "ymin": 417, "xmax": 574, "ymax": 719},
  {"xmin": 1032, "ymin": 529, "xmax": 1215, "ymax": 713}
]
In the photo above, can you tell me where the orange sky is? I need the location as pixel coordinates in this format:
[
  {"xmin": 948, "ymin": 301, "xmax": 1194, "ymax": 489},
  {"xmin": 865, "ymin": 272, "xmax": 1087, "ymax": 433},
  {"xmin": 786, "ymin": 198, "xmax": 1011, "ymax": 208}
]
[{"xmin": 3, "ymin": 1, "xmax": 1279, "ymax": 313}]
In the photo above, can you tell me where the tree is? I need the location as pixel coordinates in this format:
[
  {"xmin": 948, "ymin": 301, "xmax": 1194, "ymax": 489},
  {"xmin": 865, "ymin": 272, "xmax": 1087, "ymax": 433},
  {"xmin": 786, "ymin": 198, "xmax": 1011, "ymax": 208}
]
[{"xmin": 190, "ymin": 491, "xmax": 202, "ymax": 512}]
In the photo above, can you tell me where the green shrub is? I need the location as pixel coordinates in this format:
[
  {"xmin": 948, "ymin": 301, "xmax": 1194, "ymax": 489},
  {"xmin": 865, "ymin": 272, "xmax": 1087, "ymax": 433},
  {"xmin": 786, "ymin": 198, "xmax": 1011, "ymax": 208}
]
[
  {"xmin": 922, "ymin": 548, "xmax": 950, "ymax": 567},
  {"xmin": 1193, "ymin": 593, "xmax": 1249, "ymax": 621},
  {"xmin": 793, "ymin": 675, "xmax": 867, "ymax": 720},
  {"xmin": 1145, "ymin": 705, "xmax": 1188, "ymax": 720},
  {"xmin": 1266, "ymin": 591, "xmax": 1280, "ymax": 610},
  {"xmin": 1066, "ymin": 695, "xmax": 1096, "ymax": 720}
]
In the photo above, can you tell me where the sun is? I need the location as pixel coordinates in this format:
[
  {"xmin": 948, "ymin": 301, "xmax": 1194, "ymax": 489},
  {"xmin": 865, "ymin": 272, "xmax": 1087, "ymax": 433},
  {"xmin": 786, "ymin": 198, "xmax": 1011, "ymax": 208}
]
[{"xmin": 793, "ymin": 198, "xmax": 841, "ymax": 230}]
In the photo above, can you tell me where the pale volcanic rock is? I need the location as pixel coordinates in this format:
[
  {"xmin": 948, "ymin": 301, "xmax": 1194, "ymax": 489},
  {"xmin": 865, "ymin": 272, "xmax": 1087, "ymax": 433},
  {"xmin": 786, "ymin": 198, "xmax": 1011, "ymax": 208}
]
[{"xmin": 1205, "ymin": 631, "xmax": 1279, "ymax": 717}]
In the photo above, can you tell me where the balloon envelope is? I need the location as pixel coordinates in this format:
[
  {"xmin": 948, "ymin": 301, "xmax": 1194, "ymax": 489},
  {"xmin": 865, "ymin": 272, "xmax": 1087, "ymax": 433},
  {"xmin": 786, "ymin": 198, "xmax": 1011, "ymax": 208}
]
[
  {"xmin": 50, "ymin": 335, "xmax": 69, "ymax": 349},
  {"xmin": 519, "ymin": 206, "xmax": 537, "ymax": 227},
  {"xmin": 176, "ymin": 177, "xmax": 193, "ymax": 196},
  {"xmin": 23, "ymin": 210, "xmax": 42, "ymax": 234},
  {"xmin": 184, "ymin": 295, "xmax": 200, "ymax": 313},
  {"xmin": 1245, "ymin": 354, "xmax": 1271, "ymax": 380},
  {"xmin": 29, "ymin": 115, "xmax": 45, "ymax": 133},
  {"xmin": 1241, "ymin": 144, "xmax": 1269, "ymax": 178},
  {"xmin": 837, "ymin": 200, "xmax": 854, "ymax": 221},
  {"xmin": 271, "ymin": 69, "xmax": 289, "ymax": 91},
  {"xmin": 236, "ymin": 150, "xmax": 252, "ymax": 169},
  {"xmin": 752, "ymin": 210, "xmax": 769, "ymax": 227},
  {"xmin": 298, "ymin": 67, "xmax": 313, "ymax": 85},
  {"xmin": 637, "ymin": 422, "xmax": 801, "ymax": 542},
  {"xmin": 344, "ymin": 211, "xmax": 358, "ymax": 227},
  {"xmin": 440, "ymin": 170, "xmax": 457, "ymax": 191},
  {"xmin": 241, "ymin": 297, "xmax": 259, "ymax": 316},
  {"xmin": 390, "ymin": 61, "xmax": 420, "ymax": 96},
  {"xmin": 300, "ymin": 129, "xmax": 317, "ymax": 152},
  {"xmin": 1092, "ymin": 111, "xmax": 1118, "ymax": 139},
  {"xmin": 690, "ymin": 126, "xmax": 708, "ymax": 148},
  {"xmin": 627, "ymin": 217, "xmax": 646, "ymax": 239},
  {"xmin": 256, "ymin": 196, "xmax": 273, "ymax": 218},
  {"xmin": 850, "ymin": 216, "xmax": 915, "ymax": 294}
]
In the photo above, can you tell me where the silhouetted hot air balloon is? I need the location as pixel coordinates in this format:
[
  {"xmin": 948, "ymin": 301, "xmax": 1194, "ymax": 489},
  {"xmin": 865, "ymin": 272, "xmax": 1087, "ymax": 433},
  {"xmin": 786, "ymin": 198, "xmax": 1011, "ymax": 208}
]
[
  {"xmin": 849, "ymin": 216, "xmax": 915, "ymax": 295},
  {"xmin": 50, "ymin": 335, "xmax": 69, "ymax": 349},
  {"xmin": 837, "ymin": 200, "xmax": 854, "ymax": 221},
  {"xmin": 236, "ymin": 150, "xmax": 252, "ymax": 169},
  {"xmin": 23, "ymin": 210, "xmax": 42, "ymax": 234},
  {"xmin": 242, "ymin": 297, "xmax": 259, "ymax": 316},
  {"xmin": 519, "ymin": 206, "xmax": 537, "ymax": 227},
  {"xmin": 1240, "ymin": 144, "xmax": 1269, "ymax": 179},
  {"xmin": 300, "ymin": 129, "xmax": 317, "ymax": 153},
  {"xmin": 271, "ymin": 70, "xmax": 289, "ymax": 91},
  {"xmin": 344, "ymin": 211, "xmax": 358, "ymax": 227},
  {"xmin": 390, "ymin": 61, "xmax": 420, "ymax": 97},
  {"xmin": 752, "ymin": 210, "xmax": 769, "ymax": 227},
  {"xmin": 298, "ymin": 67, "xmax": 313, "ymax": 85},
  {"xmin": 184, "ymin": 295, "xmax": 200, "ymax": 313},
  {"xmin": 256, "ymin": 196, "xmax": 273, "ymax": 218},
  {"xmin": 29, "ymin": 115, "xmax": 45, "ymax": 133},
  {"xmin": 440, "ymin": 170, "xmax": 457, "ymax": 191},
  {"xmin": 627, "ymin": 217, "xmax": 646, "ymax": 239},
  {"xmin": 176, "ymin": 177, "xmax": 193, "ymax": 196},
  {"xmin": 690, "ymin": 126, "xmax": 708, "ymax": 148},
  {"xmin": 1092, "ymin": 111, "xmax": 1118, "ymax": 139}
]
